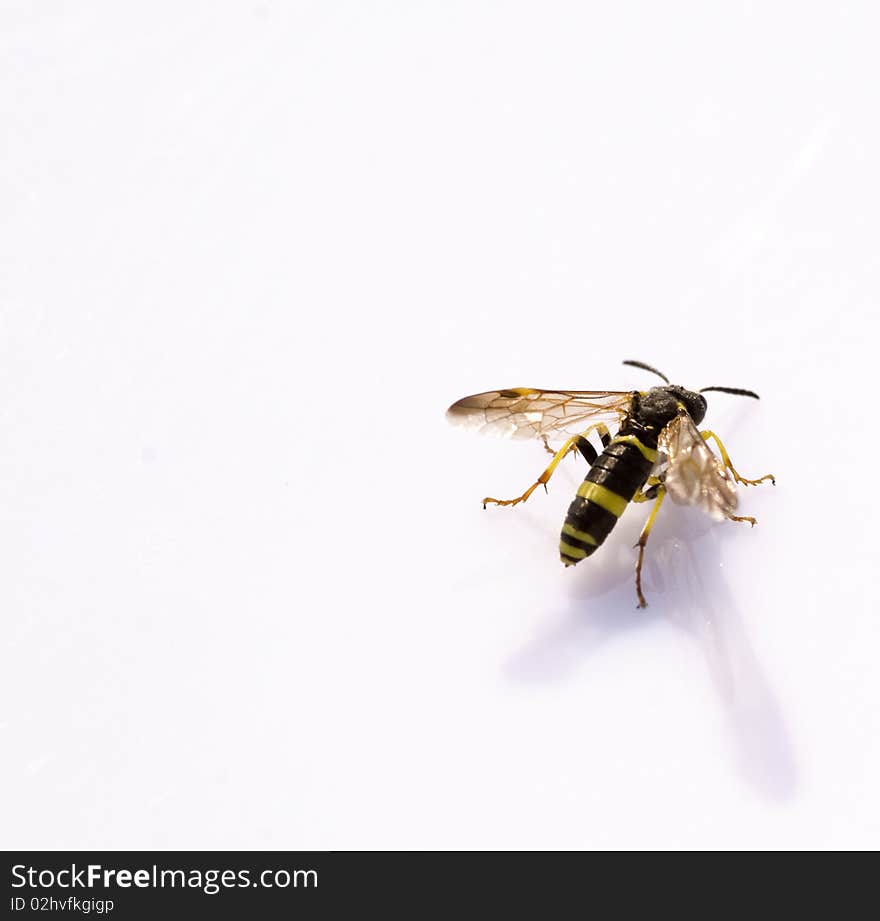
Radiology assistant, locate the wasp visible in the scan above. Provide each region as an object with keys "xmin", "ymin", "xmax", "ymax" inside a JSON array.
[{"xmin": 446, "ymin": 360, "xmax": 775, "ymax": 607}]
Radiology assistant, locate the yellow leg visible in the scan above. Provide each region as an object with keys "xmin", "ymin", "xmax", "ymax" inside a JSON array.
[
  {"xmin": 484, "ymin": 424, "xmax": 609, "ymax": 509},
  {"xmin": 700, "ymin": 430, "xmax": 775, "ymax": 486},
  {"xmin": 632, "ymin": 476, "xmax": 662, "ymax": 503},
  {"xmin": 728, "ymin": 514, "xmax": 756, "ymax": 527},
  {"xmin": 541, "ymin": 424, "xmax": 610, "ymax": 458},
  {"xmin": 541, "ymin": 434, "xmax": 571, "ymax": 458},
  {"xmin": 634, "ymin": 486, "xmax": 666, "ymax": 608}
]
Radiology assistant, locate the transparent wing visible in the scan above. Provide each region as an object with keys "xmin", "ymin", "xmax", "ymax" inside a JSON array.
[
  {"xmin": 655, "ymin": 411, "xmax": 737, "ymax": 521},
  {"xmin": 446, "ymin": 388, "xmax": 632, "ymax": 441}
]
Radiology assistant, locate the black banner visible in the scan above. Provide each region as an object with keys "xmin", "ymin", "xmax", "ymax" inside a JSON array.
[{"xmin": 5, "ymin": 852, "xmax": 578, "ymax": 918}]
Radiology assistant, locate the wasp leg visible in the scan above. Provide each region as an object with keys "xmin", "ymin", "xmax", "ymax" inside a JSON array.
[
  {"xmin": 484, "ymin": 424, "xmax": 609, "ymax": 509},
  {"xmin": 700, "ymin": 430, "xmax": 775, "ymax": 486},
  {"xmin": 634, "ymin": 486, "xmax": 667, "ymax": 608},
  {"xmin": 541, "ymin": 424, "xmax": 610, "ymax": 460},
  {"xmin": 541, "ymin": 434, "xmax": 582, "ymax": 459},
  {"xmin": 632, "ymin": 477, "xmax": 662, "ymax": 503},
  {"xmin": 728, "ymin": 514, "xmax": 757, "ymax": 527}
]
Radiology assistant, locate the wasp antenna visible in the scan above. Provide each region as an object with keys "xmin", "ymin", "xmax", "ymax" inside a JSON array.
[
  {"xmin": 622, "ymin": 360, "xmax": 669, "ymax": 384},
  {"xmin": 700, "ymin": 386, "xmax": 760, "ymax": 399}
]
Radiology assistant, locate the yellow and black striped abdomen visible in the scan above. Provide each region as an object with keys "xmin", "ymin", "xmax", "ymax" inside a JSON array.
[{"xmin": 560, "ymin": 434, "xmax": 658, "ymax": 566}]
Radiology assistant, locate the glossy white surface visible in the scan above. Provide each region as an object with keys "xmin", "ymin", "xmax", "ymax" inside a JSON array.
[{"xmin": 2, "ymin": 2, "xmax": 878, "ymax": 849}]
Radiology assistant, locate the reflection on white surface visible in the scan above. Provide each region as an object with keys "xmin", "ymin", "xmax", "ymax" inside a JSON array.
[{"xmin": 505, "ymin": 516, "xmax": 797, "ymax": 801}]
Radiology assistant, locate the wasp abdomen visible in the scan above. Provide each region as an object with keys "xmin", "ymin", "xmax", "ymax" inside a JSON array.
[{"xmin": 559, "ymin": 435, "xmax": 657, "ymax": 566}]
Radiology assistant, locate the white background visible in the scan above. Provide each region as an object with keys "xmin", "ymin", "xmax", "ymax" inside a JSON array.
[{"xmin": 2, "ymin": 1, "xmax": 878, "ymax": 850}]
